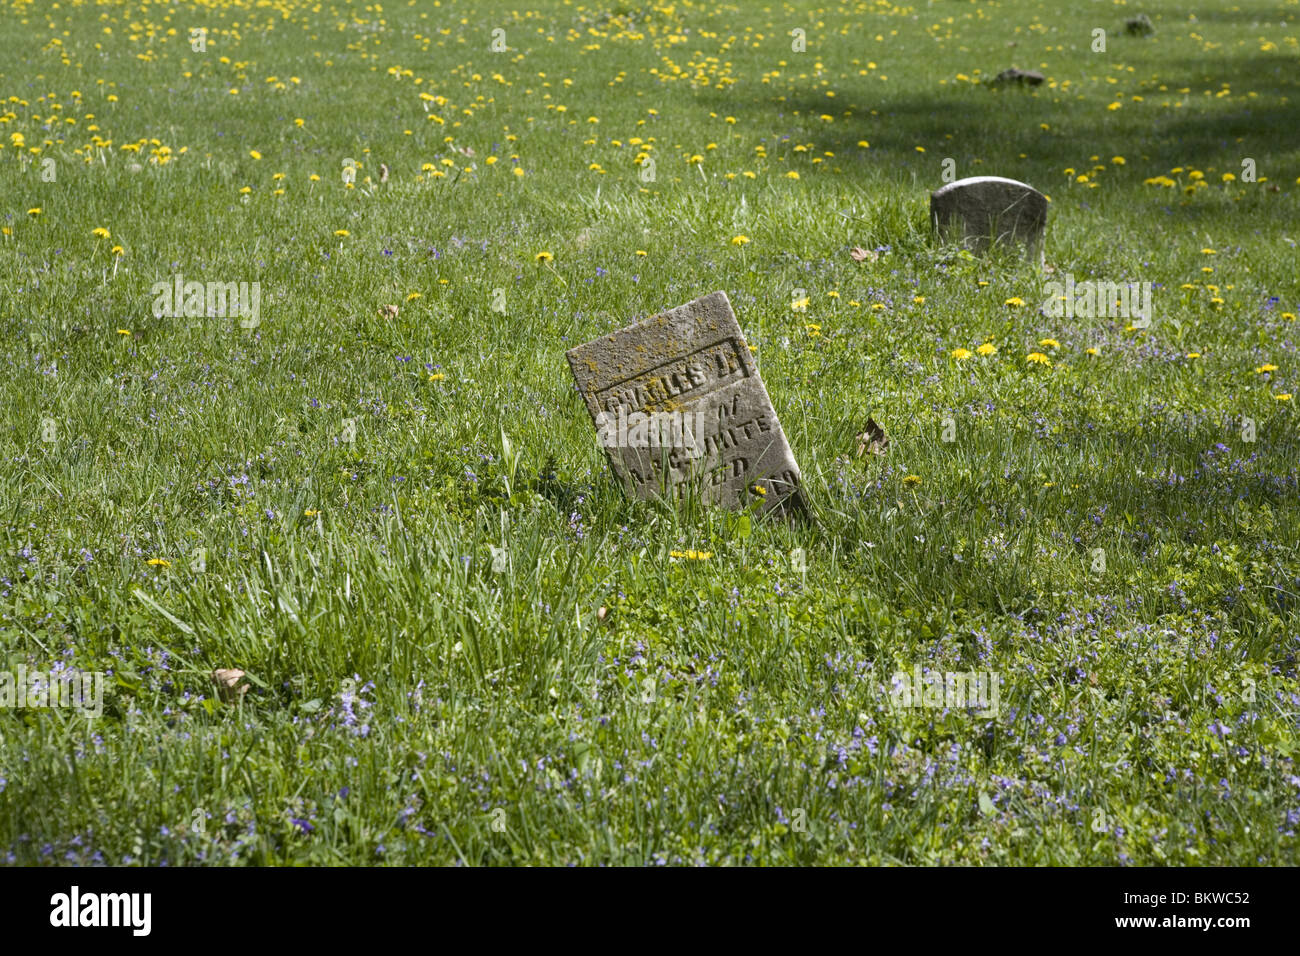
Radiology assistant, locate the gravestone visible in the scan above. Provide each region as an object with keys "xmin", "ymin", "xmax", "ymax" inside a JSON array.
[
  {"xmin": 565, "ymin": 291, "xmax": 803, "ymax": 515},
  {"xmin": 930, "ymin": 176, "xmax": 1047, "ymax": 266},
  {"xmin": 988, "ymin": 68, "xmax": 1044, "ymax": 87}
]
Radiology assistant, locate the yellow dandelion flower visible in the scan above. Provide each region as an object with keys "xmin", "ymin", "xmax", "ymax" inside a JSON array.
[
  {"xmin": 1005, "ymin": 297, "xmax": 1025, "ymax": 307},
  {"xmin": 903, "ymin": 475, "xmax": 922, "ymax": 485},
  {"xmin": 730, "ymin": 235, "xmax": 749, "ymax": 246},
  {"xmin": 334, "ymin": 229, "xmax": 350, "ymax": 237},
  {"xmin": 1039, "ymin": 338, "xmax": 1060, "ymax": 349},
  {"xmin": 977, "ymin": 342, "xmax": 997, "ymax": 356},
  {"xmin": 1256, "ymin": 364, "xmax": 1277, "ymax": 374},
  {"xmin": 535, "ymin": 251, "xmax": 553, "ymax": 262},
  {"xmin": 249, "ymin": 150, "xmax": 262, "ymax": 160},
  {"xmin": 951, "ymin": 348, "xmax": 973, "ymax": 360},
  {"xmin": 91, "ymin": 227, "xmax": 111, "ymax": 239},
  {"xmin": 1026, "ymin": 352, "xmax": 1051, "ymax": 366}
]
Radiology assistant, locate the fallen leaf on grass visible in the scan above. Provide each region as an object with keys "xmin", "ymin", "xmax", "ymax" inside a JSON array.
[
  {"xmin": 857, "ymin": 418, "xmax": 889, "ymax": 457},
  {"xmin": 212, "ymin": 668, "xmax": 249, "ymax": 703}
]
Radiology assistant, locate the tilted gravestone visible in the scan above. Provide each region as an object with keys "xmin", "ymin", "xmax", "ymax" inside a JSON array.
[
  {"xmin": 565, "ymin": 291, "xmax": 803, "ymax": 515},
  {"xmin": 930, "ymin": 176, "xmax": 1046, "ymax": 266}
]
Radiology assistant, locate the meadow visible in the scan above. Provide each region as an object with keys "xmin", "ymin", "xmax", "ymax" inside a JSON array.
[{"xmin": 0, "ymin": 0, "xmax": 1297, "ymax": 865}]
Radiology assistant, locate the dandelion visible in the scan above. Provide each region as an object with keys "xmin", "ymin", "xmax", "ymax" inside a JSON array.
[
  {"xmin": 635, "ymin": 250, "xmax": 648, "ymax": 256},
  {"xmin": 1086, "ymin": 347, "xmax": 1099, "ymax": 356},
  {"xmin": 670, "ymin": 550, "xmax": 713, "ymax": 560},
  {"xmin": 1186, "ymin": 352, "xmax": 1200, "ymax": 359},
  {"xmin": 913, "ymin": 296, "xmax": 925, "ymax": 304},
  {"xmin": 27, "ymin": 207, "xmax": 40, "ymax": 216},
  {"xmin": 406, "ymin": 292, "xmax": 421, "ymax": 302},
  {"xmin": 1222, "ymin": 172, "xmax": 1236, "ymax": 183},
  {"xmin": 1026, "ymin": 352, "xmax": 1051, "ymax": 366},
  {"xmin": 951, "ymin": 348, "xmax": 973, "ymax": 360},
  {"xmin": 1202, "ymin": 248, "xmax": 1216, "ymax": 255},
  {"xmin": 91, "ymin": 227, "xmax": 110, "ymax": 239},
  {"xmin": 1277, "ymin": 394, "xmax": 1293, "ymax": 402},
  {"xmin": 304, "ymin": 509, "xmax": 319, "ymax": 517},
  {"xmin": 1282, "ymin": 313, "xmax": 1297, "ymax": 322},
  {"xmin": 111, "ymin": 245, "xmax": 123, "ymax": 256},
  {"xmin": 1039, "ymin": 338, "xmax": 1060, "ymax": 348},
  {"xmin": 535, "ymin": 251, "xmax": 553, "ymax": 262},
  {"xmin": 730, "ymin": 235, "xmax": 749, "ymax": 246},
  {"xmin": 334, "ymin": 229, "xmax": 350, "ymax": 237},
  {"xmin": 249, "ymin": 150, "xmax": 262, "ymax": 160},
  {"xmin": 428, "ymin": 372, "xmax": 446, "ymax": 382},
  {"xmin": 786, "ymin": 171, "xmax": 799, "ymax": 179},
  {"xmin": 116, "ymin": 329, "xmax": 131, "ymax": 336},
  {"xmin": 805, "ymin": 323, "xmax": 821, "ymax": 337},
  {"xmin": 977, "ymin": 342, "xmax": 997, "ymax": 356},
  {"xmin": 903, "ymin": 475, "xmax": 922, "ymax": 486},
  {"xmin": 1256, "ymin": 364, "xmax": 1277, "ymax": 374},
  {"xmin": 1005, "ymin": 297, "xmax": 1025, "ymax": 308},
  {"xmin": 147, "ymin": 558, "xmax": 171, "ymax": 567}
]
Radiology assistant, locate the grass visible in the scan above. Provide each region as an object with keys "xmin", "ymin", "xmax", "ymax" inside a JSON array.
[{"xmin": 0, "ymin": 0, "xmax": 1297, "ymax": 865}]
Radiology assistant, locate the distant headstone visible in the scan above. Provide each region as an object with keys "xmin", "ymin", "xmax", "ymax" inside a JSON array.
[
  {"xmin": 1125, "ymin": 14, "xmax": 1155, "ymax": 36},
  {"xmin": 988, "ymin": 68, "xmax": 1044, "ymax": 87},
  {"xmin": 930, "ymin": 175, "xmax": 1047, "ymax": 266},
  {"xmin": 566, "ymin": 291, "xmax": 803, "ymax": 515}
]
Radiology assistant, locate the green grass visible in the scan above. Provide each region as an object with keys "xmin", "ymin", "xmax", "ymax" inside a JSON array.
[{"xmin": 0, "ymin": 0, "xmax": 1298, "ymax": 865}]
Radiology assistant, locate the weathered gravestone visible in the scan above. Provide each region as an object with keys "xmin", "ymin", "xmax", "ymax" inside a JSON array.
[
  {"xmin": 930, "ymin": 176, "xmax": 1047, "ymax": 266},
  {"xmin": 565, "ymin": 291, "xmax": 803, "ymax": 515}
]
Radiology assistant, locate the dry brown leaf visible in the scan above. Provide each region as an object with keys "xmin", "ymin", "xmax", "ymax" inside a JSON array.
[
  {"xmin": 856, "ymin": 417, "xmax": 889, "ymax": 457},
  {"xmin": 378, "ymin": 163, "xmax": 389, "ymax": 183},
  {"xmin": 850, "ymin": 246, "xmax": 878, "ymax": 262},
  {"xmin": 379, "ymin": 304, "xmax": 399, "ymax": 318},
  {"xmin": 212, "ymin": 668, "xmax": 248, "ymax": 703}
]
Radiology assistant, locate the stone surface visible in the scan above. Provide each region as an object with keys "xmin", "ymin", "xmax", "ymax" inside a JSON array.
[
  {"xmin": 565, "ymin": 291, "xmax": 803, "ymax": 515},
  {"xmin": 989, "ymin": 68, "xmax": 1044, "ymax": 86},
  {"xmin": 1126, "ymin": 14, "xmax": 1154, "ymax": 36},
  {"xmin": 930, "ymin": 175, "xmax": 1047, "ymax": 265}
]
